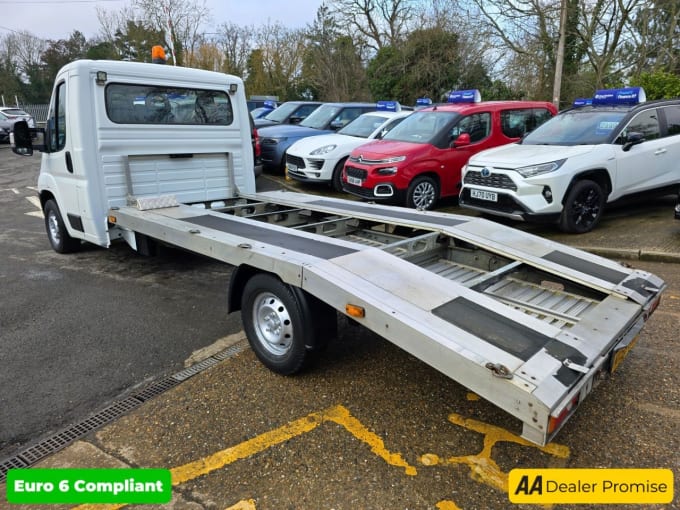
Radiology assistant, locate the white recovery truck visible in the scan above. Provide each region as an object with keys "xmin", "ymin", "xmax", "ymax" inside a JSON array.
[{"xmin": 11, "ymin": 60, "xmax": 665, "ymax": 446}]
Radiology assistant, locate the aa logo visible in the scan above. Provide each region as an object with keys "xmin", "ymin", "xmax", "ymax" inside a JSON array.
[
  {"xmin": 513, "ymin": 474, "xmax": 543, "ymax": 495},
  {"xmin": 509, "ymin": 469, "xmax": 674, "ymax": 504}
]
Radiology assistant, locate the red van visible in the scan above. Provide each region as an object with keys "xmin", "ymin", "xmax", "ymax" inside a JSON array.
[{"xmin": 342, "ymin": 92, "xmax": 556, "ymax": 209}]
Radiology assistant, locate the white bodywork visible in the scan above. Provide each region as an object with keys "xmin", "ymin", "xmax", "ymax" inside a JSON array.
[{"xmin": 286, "ymin": 111, "xmax": 411, "ymax": 183}]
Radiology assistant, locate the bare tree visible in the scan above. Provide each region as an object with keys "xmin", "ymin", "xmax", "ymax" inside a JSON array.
[
  {"xmin": 329, "ymin": 0, "xmax": 417, "ymax": 52},
  {"xmin": 131, "ymin": 0, "xmax": 211, "ymax": 65},
  {"xmin": 574, "ymin": 0, "xmax": 642, "ymax": 86},
  {"xmin": 244, "ymin": 22, "xmax": 307, "ymax": 98},
  {"xmin": 212, "ymin": 22, "xmax": 256, "ymax": 76}
]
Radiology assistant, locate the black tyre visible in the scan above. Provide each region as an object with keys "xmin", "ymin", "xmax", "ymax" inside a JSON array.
[
  {"xmin": 241, "ymin": 273, "xmax": 317, "ymax": 375},
  {"xmin": 406, "ymin": 176, "xmax": 438, "ymax": 210},
  {"xmin": 331, "ymin": 157, "xmax": 348, "ymax": 192},
  {"xmin": 44, "ymin": 199, "xmax": 80, "ymax": 253},
  {"xmin": 559, "ymin": 180, "xmax": 605, "ymax": 233}
]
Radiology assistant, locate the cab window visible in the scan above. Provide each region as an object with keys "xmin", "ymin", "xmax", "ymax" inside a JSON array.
[{"xmin": 105, "ymin": 83, "xmax": 233, "ymax": 125}]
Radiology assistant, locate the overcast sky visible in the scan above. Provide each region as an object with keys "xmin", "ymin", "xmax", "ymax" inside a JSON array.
[{"xmin": 0, "ymin": 0, "xmax": 324, "ymax": 40}]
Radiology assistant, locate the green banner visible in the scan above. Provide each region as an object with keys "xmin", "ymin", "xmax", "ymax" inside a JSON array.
[{"xmin": 6, "ymin": 468, "xmax": 172, "ymax": 504}]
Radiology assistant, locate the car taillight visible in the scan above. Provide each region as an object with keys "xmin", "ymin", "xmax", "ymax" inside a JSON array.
[{"xmin": 253, "ymin": 128, "xmax": 261, "ymax": 157}]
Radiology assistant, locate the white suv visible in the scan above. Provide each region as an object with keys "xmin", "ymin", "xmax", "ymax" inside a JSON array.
[{"xmin": 459, "ymin": 88, "xmax": 680, "ymax": 233}]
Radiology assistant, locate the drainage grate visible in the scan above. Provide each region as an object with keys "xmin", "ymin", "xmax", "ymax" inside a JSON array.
[{"xmin": 0, "ymin": 339, "xmax": 250, "ymax": 482}]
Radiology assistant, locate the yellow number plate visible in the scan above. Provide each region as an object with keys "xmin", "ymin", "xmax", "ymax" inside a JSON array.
[{"xmin": 610, "ymin": 334, "xmax": 639, "ymax": 373}]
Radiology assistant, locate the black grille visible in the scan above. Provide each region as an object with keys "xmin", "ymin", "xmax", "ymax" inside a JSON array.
[
  {"xmin": 286, "ymin": 154, "xmax": 305, "ymax": 169},
  {"xmin": 345, "ymin": 166, "xmax": 368, "ymax": 179},
  {"xmin": 308, "ymin": 159, "xmax": 324, "ymax": 170},
  {"xmin": 464, "ymin": 170, "xmax": 517, "ymax": 191},
  {"xmin": 343, "ymin": 183, "xmax": 376, "ymax": 198}
]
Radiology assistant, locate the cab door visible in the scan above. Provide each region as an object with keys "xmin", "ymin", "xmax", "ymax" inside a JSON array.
[{"xmin": 39, "ymin": 78, "xmax": 82, "ymax": 236}]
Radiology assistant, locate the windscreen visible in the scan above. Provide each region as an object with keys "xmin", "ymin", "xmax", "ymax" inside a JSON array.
[
  {"xmin": 300, "ymin": 104, "xmax": 342, "ymax": 129},
  {"xmin": 338, "ymin": 114, "xmax": 387, "ymax": 138},
  {"xmin": 522, "ymin": 108, "xmax": 628, "ymax": 145},
  {"xmin": 263, "ymin": 102, "xmax": 300, "ymax": 123},
  {"xmin": 383, "ymin": 111, "xmax": 459, "ymax": 144}
]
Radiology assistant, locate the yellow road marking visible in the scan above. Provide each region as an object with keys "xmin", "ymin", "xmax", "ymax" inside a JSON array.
[
  {"xmin": 72, "ymin": 406, "xmax": 568, "ymax": 510},
  {"xmin": 71, "ymin": 404, "xmax": 415, "ymax": 510},
  {"xmin": 226, "ymin": 499, "xmax": 257, "ymax": 509},
  {"xmin": 420, "ymin": 412, "xmax": 569, "ymax": 494}
]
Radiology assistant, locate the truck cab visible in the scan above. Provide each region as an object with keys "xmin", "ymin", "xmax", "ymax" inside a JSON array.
[{"xmin": 12, "ymin": 60, "xmax": 254, "ymax": 252}]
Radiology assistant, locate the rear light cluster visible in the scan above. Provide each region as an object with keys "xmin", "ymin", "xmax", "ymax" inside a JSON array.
[
  {"xmin": 548, "ymin": 394, "xmax": 580, "ymax": 434},
  {"xmin": 252, "ymin": 127, "xmax": 261, "ymax": 157}
]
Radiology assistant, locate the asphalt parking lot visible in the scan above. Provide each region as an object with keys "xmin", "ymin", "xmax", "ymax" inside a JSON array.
[{"xmin": 1, "ymin": 147, "xmax": 679, "ymax": 509}]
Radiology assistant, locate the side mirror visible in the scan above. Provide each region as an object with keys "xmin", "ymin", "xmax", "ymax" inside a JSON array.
[
  {"xmin": 330, "ymin": 121, "xmax": 344, "ymax": 131},
  {"xmin": 622, "ymin": 131, "xmax": 644, "ymax": 152},
  {"xmin": 10, "ymin": 120, "xmax": 34, "ymax": 156},
  {"xmin": 452, "ymin": 132, "xmax": 471, "ymax": 148},
  {"xmin": 288, "ymin": 116, "xmax": 302, "ymax": 125}
]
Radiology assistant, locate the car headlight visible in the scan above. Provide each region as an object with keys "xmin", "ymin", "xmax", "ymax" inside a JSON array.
[
  {"xmin": 310, "ymin": 144, "xmax": 337, "ymax": 156},
  {"xmin": 381, "ymin": 155, "xmax": 406, "ymax": 164},
  {"xmin": 515, "ymin": 159, "xmax": 566, "ymax": 178},
  {"xmin": 261, "ymin": 137, "xmax": 287, "ymax": 145},
  {"xmin": 376, "ymin": 166, "xmax": 398, "ymax": 175}
]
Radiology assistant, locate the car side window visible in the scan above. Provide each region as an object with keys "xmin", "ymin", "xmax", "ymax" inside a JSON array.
[
  {"xmin": 662, "ymin": 105, "xmax": 680, "ymax": 136},
  {"xmin": 500, "ymin": 108, "xmax": 553, "ymax": 138},
  {"xmin": 621, "ymin": 109, "xmax": 661, "ymax": 141},
  {"xmin": 295, "ymin": 105, "xmax": 318, "ymax": 118},
  {"xmin": 452, "ymin": 113, "xmax": 491, "ymax": 143}
]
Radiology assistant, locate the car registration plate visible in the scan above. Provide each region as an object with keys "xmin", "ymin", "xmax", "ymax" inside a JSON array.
[
  {"xmin": 470, "ymin": 188, "xmax": 498, "ymax": 202},
  {"xmin": 347, "ymin": 176, "xmax": 363, "ymax": 186},
  {"xmin": 610, "ymin": 334, "xmax": 639, "ymax": 373}
]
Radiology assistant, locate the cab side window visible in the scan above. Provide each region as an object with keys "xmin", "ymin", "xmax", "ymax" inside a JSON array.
[
  {"xmin": 622, "ymin": 109, "xmax": 661, "ymax": 141},
  {"xmin": 47, "ymin": 81, "xmax": 67, "ymax": 152}
]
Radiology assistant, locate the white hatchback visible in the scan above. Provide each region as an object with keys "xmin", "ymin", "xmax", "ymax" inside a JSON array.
[{"xmin": 285, "ymin": 109, "xmax": 411, "ymax": 191}]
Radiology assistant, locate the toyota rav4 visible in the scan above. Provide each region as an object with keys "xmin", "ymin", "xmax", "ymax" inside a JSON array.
[{"xmin": 459, "ymin": 87, "xmax": 680, "ymax": 233}]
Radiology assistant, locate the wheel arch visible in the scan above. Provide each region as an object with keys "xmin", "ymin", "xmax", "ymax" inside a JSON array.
[
  {"xmin": 231, "ymin": 266, "xmax": 336, "ymax": 355},
  {"xmin": 561, "ymin": 169, "xmax": 612, "ymax": 206}
]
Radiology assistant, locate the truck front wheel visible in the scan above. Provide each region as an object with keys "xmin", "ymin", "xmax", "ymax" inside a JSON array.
[
  {"xmin": 44, "ymin": 199, "xmax": 80, "ymax": 253},
  {"xmin": 241, "ymin": 273, "xmax": 317, "ymax": 375}
]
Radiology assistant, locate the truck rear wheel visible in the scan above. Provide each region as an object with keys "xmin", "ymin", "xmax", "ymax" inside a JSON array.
[
  {"xmin": 44, "ymin": 199, "xmax": 80, "ymax": 253},
  {"xmin": 241, "ymin": 273, "xmax": 317, "ymax": 375}
]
